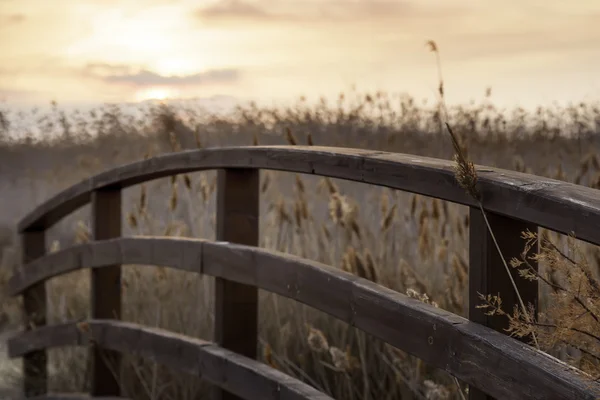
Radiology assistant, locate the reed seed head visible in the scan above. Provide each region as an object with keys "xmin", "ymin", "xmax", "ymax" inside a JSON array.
[{"xmin": 306, "ymin": 325, "xmax": 329, "ymax": 353}]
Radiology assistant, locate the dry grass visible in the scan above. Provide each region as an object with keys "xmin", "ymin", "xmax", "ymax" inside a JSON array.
[{"xmin": 0, "ymin": 84, "xmax": 600, "ymax": 399}]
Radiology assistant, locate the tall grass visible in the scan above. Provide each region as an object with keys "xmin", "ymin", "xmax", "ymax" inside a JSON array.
[{"xmin": 0, "ymin": 87, "xmax": 600, "ymax": 399}]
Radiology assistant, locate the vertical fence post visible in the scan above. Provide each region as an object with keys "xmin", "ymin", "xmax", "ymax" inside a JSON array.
[
  {"xmin": 468, "ymin": 208, "xmax": 538, "ymax": 400},
  {"xmin": 213, "ymin": 168, "xmax": 259, "ymax": 400},
  {"xmin": 90, "ymin": 188, "xmax": 122, "ymax": 396},
  {"xmin": 21, "ymin": 229, "xmax": 46, "ymax": 396}
]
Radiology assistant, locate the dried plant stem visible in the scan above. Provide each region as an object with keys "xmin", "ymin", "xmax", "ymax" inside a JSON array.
[
  {"xmin": 518, "ymin": 255, "xmax": 600, "ymax": 324},
  {"xmin": 541, "ymin": 236, "xmax": 600, "ymax": 293},
  {"xmin": 477, "ymin": 202, "xmax": 540, "ymax": 349},
  {"xmin": 426, "ymin": 39, "xmax": 541, "ymax": 350},
  {"xmin": 453, "ymin": 377, "xmax": 467, "ymax": 400}
]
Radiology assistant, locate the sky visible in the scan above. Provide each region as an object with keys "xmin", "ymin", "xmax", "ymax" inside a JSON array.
[{"xmin": 1, "ymin": 0, "xmax": 600, "ymax": 111}]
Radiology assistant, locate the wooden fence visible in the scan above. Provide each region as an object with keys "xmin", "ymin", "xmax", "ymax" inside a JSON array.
[{"xmin": 7, "ymin": 145, "xmax": 600, "ymax": 400}]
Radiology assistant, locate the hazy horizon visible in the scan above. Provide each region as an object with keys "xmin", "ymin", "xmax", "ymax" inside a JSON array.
[{"xmin": 1, "ymin": 0, "xmax": 600, "ymax": 111}]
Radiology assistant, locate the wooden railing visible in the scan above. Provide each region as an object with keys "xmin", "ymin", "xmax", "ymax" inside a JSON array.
[{"xmin": 7, "ymin": 146, "xmax": 600, "ymax": 400}]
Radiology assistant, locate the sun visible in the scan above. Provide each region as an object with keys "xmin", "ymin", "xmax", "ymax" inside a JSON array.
[{"xmin": 134, "ymin": 87, "xmax": 177, "ymax": 102}]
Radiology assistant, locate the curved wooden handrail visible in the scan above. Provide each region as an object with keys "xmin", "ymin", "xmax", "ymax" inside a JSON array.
[
  {"xmin": 16, "ymin": 146, "xmax": 600, "ymax": 245},
  {"xmin": 8, "ymin": 320, "xmax": 332, "ymax": 400},
  {"xmin": 8, "ymin": 237, "xmax": 206, "ymax": 296},
  {"xmin": 9, "ymin": 237, "xmax": 600, "ymax": 400}
]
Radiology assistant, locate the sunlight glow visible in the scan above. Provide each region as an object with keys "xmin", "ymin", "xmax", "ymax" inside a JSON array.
[
  {"xmin": 65, "ymin": 6, "xmax": 185, "ymax": 61},
  {"xmin": 134, "ymin": 87, "xmax": 176, "ymax": 102},
  {"xmin": 2, "ymin": 0, "xmax": 599, "ymax": 108}
]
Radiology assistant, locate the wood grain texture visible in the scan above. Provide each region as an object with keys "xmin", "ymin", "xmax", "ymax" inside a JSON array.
[
  {"xmin": 90, "ymin": 189, "xmax": 122, "ymax": 396},
  {"xmin": 21, "ymin": 230, "xmax": 47, "ymax": 397},
  {"xmin": 16, "ymin": 146, "xmax": 600, "ymax": 246},
  {"xmin": 9, "ymin": 237, "xmax": 599, "ymax": 399},
  {"xmin": 469, "ymin": 209, "xmax": 539, "ymax": 400},
  {"xmin": 7, "ymin": 320, "xmax": 333, "ymax": 400},
  {"xmin": 213, "ymin": 168, "xmax": 259, "ymax": 400}
]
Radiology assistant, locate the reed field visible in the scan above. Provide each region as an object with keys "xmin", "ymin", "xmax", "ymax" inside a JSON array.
[{"xmin": 1, "ymin": 86, "xmax": 600, "ymax": 399}]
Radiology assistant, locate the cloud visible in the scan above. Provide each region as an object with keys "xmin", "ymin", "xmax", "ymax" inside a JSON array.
[
  {"xmin": 104, "ymin": 69, "xmax": 240, "ymax": 86},
  {"xmin": 0, "ymin": 13, "xmax": 25, "ymax": 26},
  {"xmin": 197, "ymin": 0, "xmax": 270, "ymax": 19},
  {"xmin": 194, "ymin": 0, "xmax": 307, "ymax": 23},
  {"xmin": 194, "ymin": 0, "xmax": 464, "ymax": 24},
  {"xmin": 82, "ymin": 63, "xmax": 241, "ymax": 87},
  {"xmin": 84, "ymin": 63, "xmax": 135, "ymax": 77}
]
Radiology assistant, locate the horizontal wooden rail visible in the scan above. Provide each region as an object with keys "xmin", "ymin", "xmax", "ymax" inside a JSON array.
[
  {"xmin": 8, "ymin": 320, "xmax": 332, "ymax": 400},
  {"xmin": 16, "ymin": 146, "xmax": 600, "ymax": 246},
  {"xmin": 8, "ymin": 237, "xmax": 204, "ymax": 296},
  {"xmin": 8, "ymin": 237, "xmax": 600, "ymax": 400}
]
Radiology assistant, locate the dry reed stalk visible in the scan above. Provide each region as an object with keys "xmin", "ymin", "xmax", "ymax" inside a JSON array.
[{"xmin": 427, "ymin": 39, "xmax": 540, "ymax": 350}]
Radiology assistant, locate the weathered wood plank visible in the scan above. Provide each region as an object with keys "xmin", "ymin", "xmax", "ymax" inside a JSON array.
[
  {"xmin": 91, "ymin": 189, "xmax": 122, "ymax": 396},
  {"xmin": 213, "ymin": 168, "xmax": 259, "ymax": 400},
  {"xmin": 9, "ymin": 237, "xmax": 599, "ymax": 399},
  {"xmin": 16, "ymin": 146, "xmax": 600, "ymax": 247},
  {"xmin": 8, "ymin": 237, "xmax": 206, "ymax": 296},
  {"xmin": 21, "ymin": 229, "xmax": 47, "ymax": 397},
  {"xmin": 8, "ymin": 320, "xmax": 333, "ymax": 400},
  {"xmin": 469, "ymin": 209, "xmax": 539, "ymax": 400}
]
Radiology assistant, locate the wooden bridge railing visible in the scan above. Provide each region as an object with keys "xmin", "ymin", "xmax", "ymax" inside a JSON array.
[{"xmin": 8, "ymin": 146, "xmax": 600, "ymax": 400}]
